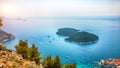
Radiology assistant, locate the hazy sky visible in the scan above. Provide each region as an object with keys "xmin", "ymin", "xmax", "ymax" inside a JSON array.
[{"xmin": 0, "ymin": 0, "xmax": 120, "ymax": 17}]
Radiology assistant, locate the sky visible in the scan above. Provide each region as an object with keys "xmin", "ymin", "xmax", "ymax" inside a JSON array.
[{"xmin": 0, "ymin": 0, "xmax": 120, "ymax": 17}]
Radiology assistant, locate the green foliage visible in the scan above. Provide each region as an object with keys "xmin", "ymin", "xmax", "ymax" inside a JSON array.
[
  {"xmin": 43, "ymin": 55, "xmax": 62, "ymax": 68},
  {"xmin": 64, "ymin": 63, "xmax": 76, "ymax": 68},
  {"xmin": 28, "ymin": 44, "xmax": 41, "ymax": 64},
  {"xmin": 14, "ymin": 40, "xmax": 76, "ymax": 67},
  {"xmin": 15, "ymin": 40, "xmax": 41, "ymax": 64},
  {"xmin": 57, "ymin": 28, "xmax": 78, "ymax": 36},
  {"xmin": 43, "ymin": 55, "xmax": 53, "ymax": 68},
  {"xmin": 57, "ymin": 28, "xmax": 98, "ymax": 44},
  {"xmin": 53, "ymin": 56, "xmax": 61, "ymax": 68},
  {"xmin": 15, "ymin": 40, "xmax": 28, "ymax": 58}
]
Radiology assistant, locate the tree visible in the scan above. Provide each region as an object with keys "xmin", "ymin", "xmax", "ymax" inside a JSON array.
[
  {"xmin": 43, "ymin": 55, "xmax": 62, "ymax": 68},
  {"xmin": 53, "ymin": 56, "xmax": 61, "ymax": 68},
  {"xmin": 65, "ymin": 63, "xmax": 76, "ymax": 68},
  {"xmin": 0, "ymin": 18, "xmax": 3, "ymax": 27},
  {"xmin": 15, "ymin": 40, "xmax": 41, "ymax": 64},
  {"xmin": 43, "ymin": 55, "xmax": 54, "ymax": 68},
  {"xmin": 28, "ymin": 44, "xmax": 41, "ymax": 64},
  {"xmin": 15, "ymin": 40, "xmax": 29, "ymax": 58}
]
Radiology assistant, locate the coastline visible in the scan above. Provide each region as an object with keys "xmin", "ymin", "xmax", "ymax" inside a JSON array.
[
  {"xmin": 0, "ymin": 29, "xmax": 15, "ymax": 43},
  {"xmin": 65, "ymin": 39, "xmax": 98, "ymax": 45}
]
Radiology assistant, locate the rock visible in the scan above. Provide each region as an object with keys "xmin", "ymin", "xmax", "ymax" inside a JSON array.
[{"xmin": 0, "ymin": 30, "xmax": 15, "ymax": 43}]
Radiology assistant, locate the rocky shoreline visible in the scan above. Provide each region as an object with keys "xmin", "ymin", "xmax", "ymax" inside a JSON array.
[{"xmin": 0, "ymin": 30, "xmax": 15, "ymax": 43}]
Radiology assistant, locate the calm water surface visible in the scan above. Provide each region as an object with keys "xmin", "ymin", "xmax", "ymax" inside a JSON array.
[{"xmin": 2, "ymin": 18, "xmax": 120, "ymax": 68}]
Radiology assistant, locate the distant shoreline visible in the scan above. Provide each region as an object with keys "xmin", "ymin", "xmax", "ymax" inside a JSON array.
[{"xmin": 0, "ymin": 29, "xmax": 15, "ymax": 43}]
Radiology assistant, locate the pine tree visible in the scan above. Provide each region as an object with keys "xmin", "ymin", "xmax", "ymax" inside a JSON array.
[
  {"xmin": 53, "ymin": 56, "xmax": 61, "ymax": 68},
  {"xmin": 28, "ymin": 44, "xmax": 41, "ymax": 64},
  {"xmin": 43, "ymin": 55, "xmax": 54, "ymax": 68},
  {"xmin": 65, "ymin": 63, "xmax": 76, "ymax": 68},
  {"xmin": 15, "ymin": 40, "xmax": 41, "ymax": 64},
  {"xmin": 15, "ymin": 40, "xmax": 29, "ymax": 58},
  {"xmin": 43, "ymin": 55, "xmax": 62, "ymax": 68}
]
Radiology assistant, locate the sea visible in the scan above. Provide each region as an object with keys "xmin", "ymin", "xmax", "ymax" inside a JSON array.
[{"xmin": 1, "ymin": 17, "xmax": 120, "ymax": 68}]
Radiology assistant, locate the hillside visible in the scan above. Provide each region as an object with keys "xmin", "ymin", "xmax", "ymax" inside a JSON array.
[{"xmin": 0, "ymin": 50, "xmax": 41, "ymax": 68}]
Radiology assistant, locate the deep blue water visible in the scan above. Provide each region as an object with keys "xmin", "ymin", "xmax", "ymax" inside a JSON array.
[{"xmin": 2, "ymin": 17, "xmax": 120, "ymax": 68}]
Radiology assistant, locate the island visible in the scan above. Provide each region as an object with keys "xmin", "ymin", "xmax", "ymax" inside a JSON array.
[
  {"xmin": 0, "ymin": 30, "xmax": 15, "ymax": 43},
  {"xmin": 56, "ymin": 28, "xmax": 98, "ymax": 44}
]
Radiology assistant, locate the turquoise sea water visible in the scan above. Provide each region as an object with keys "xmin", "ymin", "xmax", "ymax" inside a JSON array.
[{"xmin": 2, "ymin": 17, "xmax": 120, "ymax": 68}]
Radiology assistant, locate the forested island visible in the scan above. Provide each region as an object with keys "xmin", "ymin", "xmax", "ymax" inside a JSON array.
[{"xmin": 56, "ymin": 28, "xmax": 99, "ymax": 44}]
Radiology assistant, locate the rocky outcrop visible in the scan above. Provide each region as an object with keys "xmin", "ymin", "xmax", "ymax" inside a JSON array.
[{"xmin": 0, "ymin": 30, "xmax": 15, "ymax": 43}]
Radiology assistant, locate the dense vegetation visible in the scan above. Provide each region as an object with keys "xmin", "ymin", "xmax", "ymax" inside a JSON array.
[
  {"xmin": 65, "ymin": 63, "xmax": 76, "ymax": 68},
  {"xmin": 56, "ymin": 28, "xmax": 98, "ymax": 44},
  {"xmin": 65, "ymin": 31, "xmax": 98, "ymax": 43},
  {"xmin": 15, "ymin": 40, "xmax": 76, "ymax": 68},
  {"xmin": 15, "ymin": 40, "xmax": 41, "ymax": 64},
  {"xmin": 56, "ymin": 28, "xmax": 79, "ymax": 36},
  {"xmin": 43, "ymin": 55, "xmax": 61, "ymax": 68},
  {"xmin": 43, "ymin": 55, "xmax": 76, "ymax": 68}
]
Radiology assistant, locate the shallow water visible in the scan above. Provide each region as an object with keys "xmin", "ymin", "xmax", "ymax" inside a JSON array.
[{"xmin": 2, "ymin": 17, "xmax": 120, "ymax": 68}]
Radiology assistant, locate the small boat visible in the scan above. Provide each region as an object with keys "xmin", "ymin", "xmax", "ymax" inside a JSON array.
[{"xmin": 65, "ymin": 56, "xmax": 69, "ymax": 59}]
